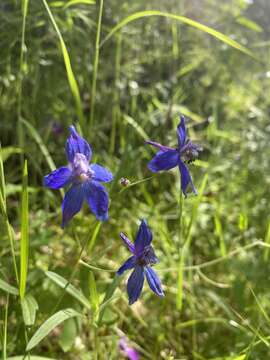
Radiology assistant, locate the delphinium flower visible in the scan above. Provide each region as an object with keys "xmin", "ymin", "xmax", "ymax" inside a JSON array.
[
  {"xmin": 117, "ymin": 219, "xmax": 164, "ymax": 305},
  {"xmin": 146, "ymin": 115, "xmax": 202, "ymax": 196},
  {"xmin": 44, "ymin": 125, "xmax": 113, "ymax": 227},
  {"xmin": 119, "ymin": 337, "xmax": 140, "ymax": 360}
]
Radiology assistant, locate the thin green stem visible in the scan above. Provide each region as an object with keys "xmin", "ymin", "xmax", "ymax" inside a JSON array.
[
  {"xmin": 2, "ymin": 295, "xmax": 9, "ymax": 360},
  {"xmin": 89, "ymin": 0, "xmax": 104, "ymax": 128}
]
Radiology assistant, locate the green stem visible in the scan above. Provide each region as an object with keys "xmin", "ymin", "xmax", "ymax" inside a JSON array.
[
  {"xmin": 2, "ymin": 295, "xmax": 9, "ymax": 360},
  {"xmin": 89, "ymin": 0, "xmax": 104, "ymax": 129}
]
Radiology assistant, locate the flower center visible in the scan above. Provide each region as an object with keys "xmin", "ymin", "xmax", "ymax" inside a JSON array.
[
  {"xmin": 72, "ymin": 153, "xmax": 94, "ymax": 183},
  {"xmin": 180, "ymin": 140, "xmax": 202, "ymax": 163},
  {"xmin": 137, "ymin": 246, "xmax": 158, "ymax": 267}
]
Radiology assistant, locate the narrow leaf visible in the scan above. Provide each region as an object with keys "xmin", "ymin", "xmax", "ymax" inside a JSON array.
[
  {"xmin": 21, "ymin": 294, "xmax": 39, "ymax": 326},
  {"xmin": 100, "ymin": 10, "xmax": 255, "ymax": 59},
  {"xmin": 20, "ymin": 160, "xmax": 29, "ymax": 299},
  {"xmin": 26, "ymin": 308, "xmax": 81, "ymax": 351},
  {"xmin": 20, "ymin": 118, "xmax": 56, "ymax": 172},
  {"xmin": 45, "ymin": 271, "xmax": 91, "ymax": 309},
  {"xmin": 89, "ymin": 271, "xmax": 99, "ymax": 315},
  {"xmin": 42, "ymin": 0, "xmax": 84, "ymax": 129},
  {"xmin": 0, "ymin": 278, "xmax": 19, "ymax": 296},
  {"xmin": 63, "ymin": 0, "xmax": 95, "ymax": 8}
]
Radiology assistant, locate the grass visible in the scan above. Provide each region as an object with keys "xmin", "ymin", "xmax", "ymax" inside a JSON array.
[{"xmin": 0, "ymin": 0, "xmax": 270, "ymax": 359}]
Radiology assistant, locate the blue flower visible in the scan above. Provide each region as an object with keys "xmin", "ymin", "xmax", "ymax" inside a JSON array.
[
  {"xmin": 146, "ymin": 115, "xmax": 202, "ymax": 196},
  {"xmin": 117, "ymin": 219, "xmax": 164, "ymax": 305},
  {"xmin": 44, "ymin": 125, "xmax": 113, "ymax": 227}
]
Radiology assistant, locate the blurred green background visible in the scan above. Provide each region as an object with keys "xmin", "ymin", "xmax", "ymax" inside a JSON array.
[{"xmin": 0, "ymin": 0, "xmax": 270, "ymax": 359}]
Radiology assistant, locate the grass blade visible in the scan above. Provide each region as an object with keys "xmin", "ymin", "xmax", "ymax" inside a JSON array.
[
  {"xmin": 89, "ymin": 0, "xmax": 104, "ymax": 127},
  {"xmin": 100, "ymin": 10, "xmax": 255, "ymax": 59},
  {"xmin": 20, "ymin": 160, "xmax": 29, "ymax": 299},
  {"xmin": 20, "ymin": 119, "xmax": 56, "ymax": 172},
  {"xmin": 26, "ymin": 308, "xmax": 81, "ymax": 351},
  {"xmin": 42, "ymin": 0, "xmax": 84, "ymax": 129},
  {"xmin": 45, "ymin": 271, "xmax": 91, "ymax": 309}
]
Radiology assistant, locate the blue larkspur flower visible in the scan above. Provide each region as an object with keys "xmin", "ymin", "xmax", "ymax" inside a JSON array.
[
  {"xmin": 117, "ymin": 219, "xmax": 164, "ymax": 305},
  {"xmin": 44, "ymin": 125, "xmax": 113, "ymax": 227},
  {"xmin": 146, "ymin": 115, "xmax": 202, "ymax": 196}
]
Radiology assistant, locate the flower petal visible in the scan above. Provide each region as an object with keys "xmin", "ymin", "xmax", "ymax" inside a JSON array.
[
  {"xmin": 65, "ymin": 125, "xmax": 92, "ymax": 162},
  {"xmin": 146, "ymin": 140, "xmax": 174, "ymax": 152},
  {"xmin": 85, "ymin": 180, "xmax": 109, "ymax": 221},
  {"xmin": 120, "ymin": 232, "xmax": 135, "ymax": 253},
  {"xmin": 127, "ymin": 266, "xmax": 144, "ymax": 305},
  {"xmin": 177, "ymin": 115, "xmax": 187, "ymax": 149},
  {"xmin": 62, "ymin": 184, "xmax": 85, "ymax": 227},
  {"xmin": 119, "ymin": 338, "xmax": 139, "ymax": 360},
  {"xmin": 43, "ymin": 166, "xmax": 72, "ymax": 189},
  {"xmin": 145, "ymin": 266, "xmax": 164, "ymax": 297},
  {"xmin": 178, "ymin": 160, "xmax": 197, "ymax": 196},
  {"xmin": 134, "ymin": 219, "xmax": 152, "ymax": 254},
  {"xmin": 147, "ymin": 149, "xmax": 179, "ymax": 172},
  {"xmin": 117, "ymin": 256, "xmax": 136, "ymax": 275},
  {"xmin": 90, "ymin": 163, "xmax": 113, "ymax": 183}
]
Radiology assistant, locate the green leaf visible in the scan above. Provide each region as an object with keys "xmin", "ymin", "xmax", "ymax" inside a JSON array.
[
  {"xmin": 20, "ymin": 118, "xmax": 56, "ymax": 173},
  {"xmin": 42, "ymin": 0, "xmax": 85, "ymax": 129},
  {"xmin": 20, "ymin": 160, "xmax": 29, "ymax": 299},
  {"xmin": 26, "ymin": 308, "xmax": 81, "ymax": 351},
  {"xmin": 21, "ymin": 294, "xmax": 39, "ymax": 326},
  {"xmin": 0, "ymin": 278, "xmax": 18, "ymax": 296},
  {"xmin": 236, "ymin": 16, "xmax": 263, "ymax": 33},
  {"xmin": 45, "ymin": 271, "xmax": 91, "ymax": 309},
  {"xmin": 123, "ymin": 114, "xmax": 149, "ymax": 141},
  {"xmin": 100, "ymin": 10, "xmax": 255, "ymax": 59},
  {"xmin": 0, "ymin": 147, "xmax": 23, "ymax": 162},
  {"xmin": 59, "ymin": 318, "xmax": 77, "ymax": 352},
  {"xmin": 64, "ymin": 0, "xmax": 95, "ymax": 8}
]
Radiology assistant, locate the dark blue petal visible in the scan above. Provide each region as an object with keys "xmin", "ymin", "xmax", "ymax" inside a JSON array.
[
  {"xmin": 43, "ymin": 166, "xmax": 72, "ymax": 189},
  {"xmin": 148, "ymin": 149, "xmax": 179, "ymax": 172},
  {"xmin": 120, "ymin": 232, "xmax": 135, "ymax": 253},
  {"xmin": 127, "ymin": 266, "xmax": 144, "ymax": 305},
  {"xmin": 85, "ymin": 180, "xmax": 109, "ymax": 221},
  {"xmin": 65, "ymin": 125, "xmax": 92, "ymax": 163},
  {"xmin": 90, "ymin": 163, "xmax": 113, "ymax": 183},
  {"xmin": 145, "ymin": 266, "xmax": 164, "ymax": 297},
  {"xmin": 177, "ymin": 115, "xmax": 187, "ymax": 149},
  {"xmin": 134, "ymin": 219, "xmax": 152, "ymax": 254},
  {"xmin": 117, "ymin": 256, "xmax": 136, "ymax": 275},
  {"xmin": 146, "ymin": 140, "xmax": 175, "ymax": 152},
  {"xmin": 62, "ymin": 184, "xmax": 85, "ymax": 227},
  {"xmin": 178, "ymin": 160, "xmax": 197, "ymax": 196}
]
